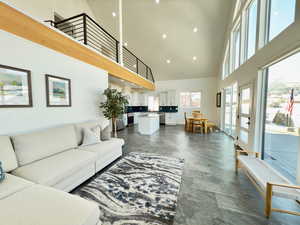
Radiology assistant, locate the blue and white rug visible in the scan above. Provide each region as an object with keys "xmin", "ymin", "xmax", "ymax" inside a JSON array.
[{"xmin": 73, "ymin": 152, "xmax": 184, "ymax": 225}]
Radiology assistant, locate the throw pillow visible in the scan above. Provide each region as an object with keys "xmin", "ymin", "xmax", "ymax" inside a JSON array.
[
  {"xmin": 0, "ymin": 161, "xmax": 5, "ymax": 183},
  {"xmin": 81, "ymin": 126, "xmax": 101, "ymax": 146},
  {"xmin": 101, "ymin": 125, "xmax": 111, "ymax": 141}
]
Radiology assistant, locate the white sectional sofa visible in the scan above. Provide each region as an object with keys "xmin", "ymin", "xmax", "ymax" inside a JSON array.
[{"xmin": 0, "ymin": 120, "xmax": 124, "ymax": 225}]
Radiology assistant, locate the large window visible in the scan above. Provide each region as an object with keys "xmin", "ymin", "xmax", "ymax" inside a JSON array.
[
  {"xmin": 232, "ymin": 24, "xmax": 241, "ymax": 71},
  {"xmin": 222, "ymin": 44, "xmax": 230, "ymax": 79},
  {"xmin": 268, "ymin": 0, "xmax": 296, "ymax": 41},
  {"xmin": 148, "ymin": 96, "xmax": 159, "ymax": 112},
  {"xmin": 180, "ymin": 92, "xmax": 201, "ymax": 108},
  {"xmin": 262, "ymin": 52, "xmax": 300, "ymax": 183},
  {"xmin": 245, "ymin": 0, "xmax": 258, "ymax": 60}
]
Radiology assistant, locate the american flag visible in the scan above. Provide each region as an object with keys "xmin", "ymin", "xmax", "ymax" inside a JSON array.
[{"xmin": 287, "ymin": 88, "xmax": 295, "ymax": 115}]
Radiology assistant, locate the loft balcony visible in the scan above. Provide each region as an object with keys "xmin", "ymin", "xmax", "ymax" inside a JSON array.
[
  {"xmin": 0, "ymin": 2, "xmax": 155, "ymax": 90},
  {"xmin": 45, "ymin": 13, "xmax": 155, "ymax": 83}
]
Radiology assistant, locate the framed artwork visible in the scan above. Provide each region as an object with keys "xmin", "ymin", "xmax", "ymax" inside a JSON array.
[
  {"xmin": 216, "ymin": 92, "xmax": 221, "ymax": 108},
  {"xmin": 45, "ymin": 74, "xmax": 71, "ymax": 107},
  {"xmin": 0, "ymin": 64, "xmax": 32, "ymax": 108}
]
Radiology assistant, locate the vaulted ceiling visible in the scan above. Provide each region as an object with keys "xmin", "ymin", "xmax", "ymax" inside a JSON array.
[{"xmin": 87, "ymin": 0, "xmax": 234, "ymax": 81}]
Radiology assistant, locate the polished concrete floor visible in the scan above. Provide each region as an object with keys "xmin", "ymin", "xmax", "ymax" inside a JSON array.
[{"xmin": 118, "ymin": 125, "xmax": 300, "ymax": 225}]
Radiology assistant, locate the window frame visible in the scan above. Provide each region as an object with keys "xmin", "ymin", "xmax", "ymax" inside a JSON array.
[
  {"xmin": 244, "ymin": 0, "xmax": 259, "ymax": 61},
  {"xmin": 222, "ymin": 42, "xmax": 230, "ymax": 79},
  {"xmin": 179, "ymin": 92, "xmax": 202, "ymax": 109},
  {"xmin": 265, "ymin": 0, "xmax": 297, "ymax": 42},
  {"xmin": 231, "ymin": 21, "xmax": 242, "ymax": 72}
]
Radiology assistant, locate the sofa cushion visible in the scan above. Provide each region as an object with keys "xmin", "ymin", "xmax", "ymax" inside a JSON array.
[
  {"xmin": 0, "ymin": 136, "xmax": 18, "ymax": 172},
  {"xmin": 0, "ymin": 173, "xmax": 33, "ymax": 200},
  {"xmin": 11, "ymin": 149, "xmax": 96, "ymax": 187},
  {"xmin": 0, "ymin": 185, "xmax": 100, "ymax": 225},
  {"xmin": 78, "ymin": 138, "xmax": 124, "ymax": 157},
  {"xmin": 75, "ymin": 119, "xmax": 109, "ymax": 145},
  {"xmin": 12, "ymin": 125, "xmax": 78, "ymax": 166}
]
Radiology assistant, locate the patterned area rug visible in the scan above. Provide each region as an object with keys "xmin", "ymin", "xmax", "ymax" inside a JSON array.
[{"xmin": 72, "ymin": 152, "xmax": 184, "ymax": 225}]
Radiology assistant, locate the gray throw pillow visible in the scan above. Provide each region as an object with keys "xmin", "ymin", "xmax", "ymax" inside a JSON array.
[
  {"xmin": 0, "ymin": 161, "xmax": 5, "ymax": 183},
  {"xmin": 81, "ymin": 126, "xmax": 102, "ymax": 146},
  {"xmin": 101, "ymin": 125, "xmax": 111, "ymax": 141}
]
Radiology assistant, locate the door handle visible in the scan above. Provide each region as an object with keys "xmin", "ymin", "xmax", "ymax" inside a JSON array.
[{"xmin": 247, "ymin": 117, "xmax": 250, "ymax": 125}]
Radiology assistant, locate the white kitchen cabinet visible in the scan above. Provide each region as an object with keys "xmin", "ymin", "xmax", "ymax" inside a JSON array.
[
  {"xmin": 159, "ymin": 92, "xmax": 168, "ymax": 106},
  {"xmin": 133, "ymin": 113, "xmax": 139, "ymax": 124},
  {"xmin": 167, "ymin": 90, "xmax": 176, "ymax": 106},
  {"xmin": 122, "ymin": 114, "xmax": 128, "ymax": 127},
  {"xmin": 139, "ymin": 93, "xmax": 148, "ymax": 106},
  {"xmin": 131, "ymin": 92, "xmax": 139, "ymax": 106},
  {"xmin": 165, "ymin": 113, "xmax": 177, "ymax": 125}
]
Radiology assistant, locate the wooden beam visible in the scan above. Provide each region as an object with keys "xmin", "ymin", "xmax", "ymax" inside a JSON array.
[{"xmin": 0, "ymin": 2, "xmax": 155, "ymax": 91}]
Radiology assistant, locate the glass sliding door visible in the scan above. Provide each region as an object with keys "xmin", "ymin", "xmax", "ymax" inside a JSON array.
[
  {"xmin": 225, "ymin": 87, "xmax": 232, "ymax": 135},
  {"xmin": 239, "ymin": 85, "xmax": 252, "ymax": 146},
  {"xmin": 232, "ymin": 83, "xmax": 238, "ymax": 137},
  {"xmin": 224, "ymin": 83, "xmax": 238, "ymax": 137},
  {"xmin": 263, "ymin": 52, "xmax": 300, "ymax": 183}
]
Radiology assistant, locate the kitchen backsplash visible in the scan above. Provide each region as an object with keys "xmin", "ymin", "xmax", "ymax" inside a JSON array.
[
  {"xmin": 159, "ymin": 106, "xmax": 178, "ymax": 113},
  {"xmin": 126, "ymin": 106, "xmax": 149, "ymax": 113},
  {"xmin": 126, "ymin": 106, "xmax": 178, "ymax": 113}
]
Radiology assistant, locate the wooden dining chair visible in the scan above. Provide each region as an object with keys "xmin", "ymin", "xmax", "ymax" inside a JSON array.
[
  {"xmin": 206, "ymin": 121, "xmax": 217, "ymax": 133},
  {"xmin": 184, "ymin": 112, "xmax": 191, "ymax": 131},
  {"xmin": 191, "ymin": 113, "xmax": 204, "ymax": 133},
  {"xmin": 193, "ymin": 121, "xmax": 204, "ymax": 133},
  {"xmin": 192, "ymin": 112, "xmax": 203, "ymax": 118}
]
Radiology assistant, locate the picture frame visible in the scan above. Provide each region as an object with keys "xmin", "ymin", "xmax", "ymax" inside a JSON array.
[
  {"xmin": 45, "ymin": 74, "xmax": 71, "ymax": 107},
  {"xmin": 216, "ymin": 92, "xmax": 221, "ymax": 108},
  {"xmin": 0, "ymin": 64, "xmax": 33, "ymax": 108}
]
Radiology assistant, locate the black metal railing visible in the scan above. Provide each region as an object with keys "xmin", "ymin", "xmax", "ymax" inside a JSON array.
[{"xmin": 45, "ymin": 13, "xmax": 154, "ymax": 83}]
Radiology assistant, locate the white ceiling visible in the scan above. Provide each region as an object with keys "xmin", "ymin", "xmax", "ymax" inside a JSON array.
[{"xmin": 87, "ymin": 0, "xmax": 234, "ymax": 81}]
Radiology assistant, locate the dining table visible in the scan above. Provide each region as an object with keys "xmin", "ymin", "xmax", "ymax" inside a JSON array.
[{"xmin": 187, "ymin": 117, "xmax": 209, "ymax": 133}]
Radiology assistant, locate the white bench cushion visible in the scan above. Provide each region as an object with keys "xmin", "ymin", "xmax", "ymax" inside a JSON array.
[
  {"xmin": 0, "ymin": 136, "xmax": 18, "ymax": 172},
  {"xmin": 239, "ymin": 155, "xmax": 300, "ymax": 200},
  {"xmin": 11, "ymin": 149, "xmax": 96, "ymax": 186},
  {"xmin": 12, "ymin": 125, "xmax": 78, "ymax": 166},
  {"xmin": 0, "ymin": 185, "xmax": 100, "ymax": 225},
  {"xmin": 0, "ymin": 174, "xmax": 33, "ymax": 200}
]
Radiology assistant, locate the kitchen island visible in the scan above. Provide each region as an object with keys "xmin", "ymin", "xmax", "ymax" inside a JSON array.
[{"xmin": 138, "ymin": 114, "xmax": 160, "ymax": 135}]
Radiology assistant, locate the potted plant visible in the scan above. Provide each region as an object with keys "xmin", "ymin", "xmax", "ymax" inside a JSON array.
[{"xmin": 100, "ymin": 88, "xmax": 128, "ymax": 137}]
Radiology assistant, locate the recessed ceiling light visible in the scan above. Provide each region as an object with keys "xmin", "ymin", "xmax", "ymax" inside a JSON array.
[
  {"xmin": 193, "ymin": 27, "xmax": 198, "ymax": 33},
  {"xmin": 155, "ymin": 0, "xmax": 160, "ymax": 3},
  {"xmin": 193, "ymin": 56, "xmax": 197, "ymax": 61},
  {"xmin": 124, "ymin": 42, "xmax": 128, "ymax": 47},
  {"xmin": 112, "ymin": 12, "xmax": 117, "ymax": 17},
  {"xmin": 166, "ymin": 59, "xmax": 171, "ymax": 64},
  {"xmin": 162, "ymin": 34, "xmax": 167, "ymax": 39}
]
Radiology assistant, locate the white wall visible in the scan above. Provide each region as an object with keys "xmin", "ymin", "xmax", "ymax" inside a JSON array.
[
  {"xmin": 0, "ymin": 30, "xmax": 108, "ymax": 135},
  {"xmin": 3, "ymin": 0, "xmax": 97, "ymax": 22},
  {"xmin": 156, "ymin": 77, "xmax": 218, "ymax": 124}
]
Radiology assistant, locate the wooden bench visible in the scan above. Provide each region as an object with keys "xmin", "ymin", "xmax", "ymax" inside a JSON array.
[{"xmin": 235, "ymin": 150, "xmax": 300, "ymax": 218}]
